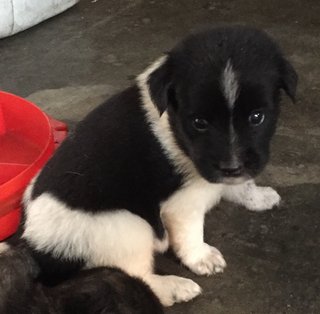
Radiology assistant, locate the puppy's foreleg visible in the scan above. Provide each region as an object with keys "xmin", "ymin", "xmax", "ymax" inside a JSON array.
[
  {"xmin": 222, "ymin": 180, "xmax": 281, "ymax": 211},
  {"xmin": 161, "ymin": 181, "xmax": 226, "ymax": 276}
]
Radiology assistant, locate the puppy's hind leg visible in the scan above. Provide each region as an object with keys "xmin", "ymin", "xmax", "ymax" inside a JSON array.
[
  {"xmin": 222, "ymin": 180, "xmax": 281, "ymax": 211},
  {"xmin": 88, "ymin": 211, "xmax": 201, "ymax": 307}
]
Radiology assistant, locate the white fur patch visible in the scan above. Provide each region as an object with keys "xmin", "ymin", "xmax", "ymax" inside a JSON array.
[
  {"xmin": 23, "ymin": 193, "xmax": 155, "ymax": 276},
  {"xmin": 0, "ymin": 243, "xmax": 10, "ymax": 254},
  {"xmin": 161, "ymin": 178, "xmax": 226, "ymax": 275},
  {"xmin": 136, "ymin": 57, "xmax": 199, "ymax": 181},
  {"xmin": 23, "ymin": 192, "xmax": 201, "ymax": 306},
  {"xmin": 221, "ymin": 60, "xmax": 242, "ymax": 177},
  {"xmin": 222, "ymin": 60, "xmax": 239, "ymax": 110},
  {"xmin": 144, "ymin": 274, "xmax": 202, "ymax": 307},
  {"xmin": 222, "ymin": 180, "xmax": 281, "ymax": 211}
]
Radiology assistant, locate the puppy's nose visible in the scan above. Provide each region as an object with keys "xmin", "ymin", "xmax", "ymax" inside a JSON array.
[{"xmin": 219, "ymin": 161, "xmax": 243, "ymax": 177}]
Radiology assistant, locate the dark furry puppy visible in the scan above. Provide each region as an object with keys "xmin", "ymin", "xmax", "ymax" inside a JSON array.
[
  {"xmin": 0, "ymin": 26, "xmax": 297, "ymax": 312},
  {"xmin": 0, "ymin": 244, "xmax": 163, "ymax": 314}
]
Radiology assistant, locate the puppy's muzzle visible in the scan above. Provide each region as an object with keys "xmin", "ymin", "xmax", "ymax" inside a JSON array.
[{"xmin": 218, "ymin": 160, "xmax": 243, "ymax": 177}]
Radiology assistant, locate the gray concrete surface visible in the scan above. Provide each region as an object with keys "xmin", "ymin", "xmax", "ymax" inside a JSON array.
[{"xmin": 0, "ymin": 0, "xmax": 319, "ymax": 313}]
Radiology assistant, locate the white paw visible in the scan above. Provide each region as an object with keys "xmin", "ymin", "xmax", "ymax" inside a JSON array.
[
  {"xmin": 244, "ymin": 186, "xmax": 281, "ymax": 211},
  {"xmin": 181, "ymin": 243, "xmax": 227, "ymax": 276},
  {"xmin": 145, "ymin": 274, "xmax": 201, "ymax": 307}
]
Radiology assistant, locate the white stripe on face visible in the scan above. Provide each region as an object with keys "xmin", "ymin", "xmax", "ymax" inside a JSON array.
[
  {"xmin": 221, "ymin": 60, "xmax": 239, "ymax": 110},
  {"xmin": 222, "ymin": 60, "xmax": 240, "ymax": 166}
]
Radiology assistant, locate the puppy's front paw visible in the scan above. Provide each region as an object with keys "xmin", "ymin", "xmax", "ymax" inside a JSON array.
[
  {"xmin": 146, "ymin": 275, "xmax": 202, "ymax": 307},
  {"xmin": 181, "ymin": 243, "xmax": 227, "ymax": 276},
  {"xmin": 245, "ymin": 186, "xmax": 281, "ymax": 211}
]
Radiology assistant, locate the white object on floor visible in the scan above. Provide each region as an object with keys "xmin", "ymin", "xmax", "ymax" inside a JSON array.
[{"xmin": 0, "ymin": 0, "xmax": 79, "ymax": 38}]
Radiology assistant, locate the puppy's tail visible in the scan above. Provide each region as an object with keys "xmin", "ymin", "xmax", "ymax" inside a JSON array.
[{"xmin": 0, "ymin": 242, "xmax": 39, "ymax": 314}]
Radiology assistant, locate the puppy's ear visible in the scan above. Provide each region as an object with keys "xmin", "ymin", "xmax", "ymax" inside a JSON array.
[
  {"xmin": 147, "ymin": 57, "xmax": 173, "ymax": 115},
  {"xmin": 280, "ymin": 58, "xmax": 298, "ymax": 103}
]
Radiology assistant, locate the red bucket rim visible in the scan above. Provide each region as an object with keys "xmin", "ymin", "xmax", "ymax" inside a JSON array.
[{"xmin": 0, "ymin": 91, "xmax": 55, "ymax": 203}]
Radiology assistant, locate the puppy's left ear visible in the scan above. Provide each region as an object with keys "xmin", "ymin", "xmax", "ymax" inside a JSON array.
[
  {"xmin": 146, "ymin": 56, "xmax": 172, "ymax": 115},
  {"xmin": 280, "ymin": 58, "xmax": 298, "ymax": 103}
]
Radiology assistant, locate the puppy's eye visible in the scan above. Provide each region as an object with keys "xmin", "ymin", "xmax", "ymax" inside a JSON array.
[
  {"xmin": 192, "ymin": 118, "xmax": 209, "ymax": 132},
  {"xmin": 248, "ymin": 110, "xmax": 265, "ymax": 126}
]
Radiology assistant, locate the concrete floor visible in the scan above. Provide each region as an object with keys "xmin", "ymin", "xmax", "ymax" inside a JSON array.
[{"xmin": 1, "ymin": 0, "xmax": 319, "ymax": 313}]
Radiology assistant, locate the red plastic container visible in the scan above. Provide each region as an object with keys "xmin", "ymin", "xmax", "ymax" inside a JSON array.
[{"xmin": 0, "ymin": 91, "xmax": 67, "ymax": 241}]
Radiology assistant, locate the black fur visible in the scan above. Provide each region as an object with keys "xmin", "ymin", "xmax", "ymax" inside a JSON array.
[
  {"xmin": 1, "ymin": 25, "xmax": 297, "ymax": 313},
  {"xmin": 26, "ymin": 86, "xmax": 183, "ymax": 286},
  {"xmin": 0, "ymin": 243, "xmax": 39, "ymax": 314},
  {"xmin": 32, "ymin": 85, "xmax": 183, "ymax": 237},
  {"xmin": 45, "ymin": 267, "xmax": 163, "ymax": 314},
  {"xmin": 0, "ymin": 245, "xmax": 162, "ymax": 314},
  {"xmin": 147, "ymin": 26, "xmax": 297, "ymax": 182}
]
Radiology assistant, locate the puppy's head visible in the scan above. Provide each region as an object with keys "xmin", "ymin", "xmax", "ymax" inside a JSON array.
[{"xmin": 141, "ymin": 26, "xmax": 297, "ymax": 184}]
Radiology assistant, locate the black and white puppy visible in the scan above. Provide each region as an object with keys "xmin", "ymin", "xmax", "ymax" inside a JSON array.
[{"xmin": 2, "ymin": 26, "xmax": 297, "ymax": 309}]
